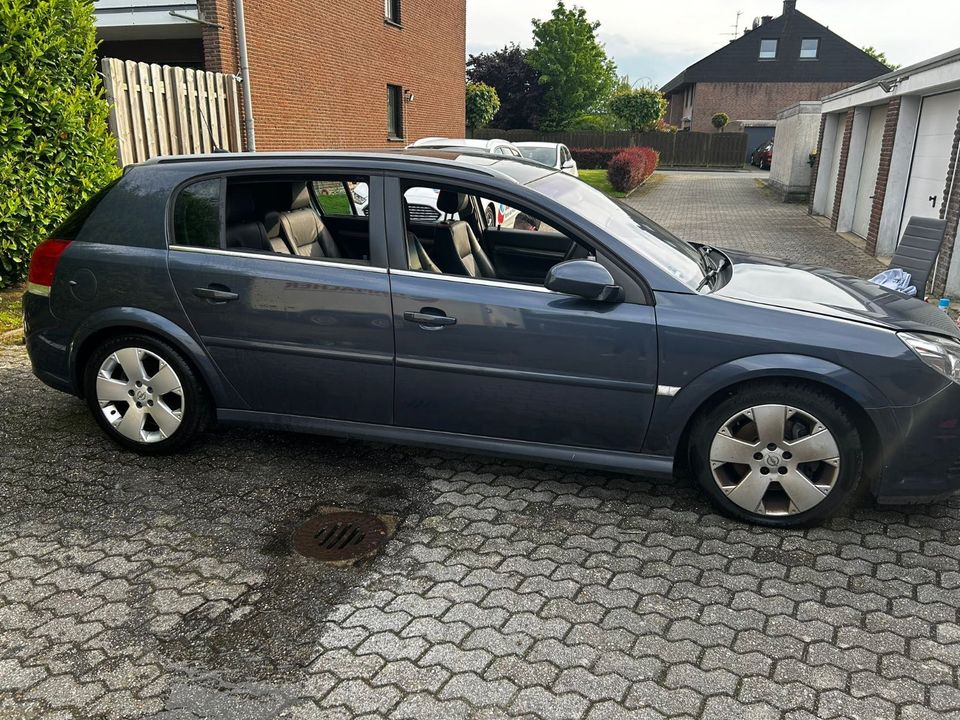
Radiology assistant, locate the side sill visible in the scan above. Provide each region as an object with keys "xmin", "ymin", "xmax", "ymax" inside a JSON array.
[{"xmin": 217, "ymin": 409, "xmax": 675, "ymax": 478}]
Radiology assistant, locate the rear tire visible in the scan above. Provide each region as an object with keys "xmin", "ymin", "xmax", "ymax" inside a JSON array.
[
  {"xmin": 83, "ymin": 334, "xmax": 210, "ymax": 455},
  {"xmin": 689, "ymin": 383, "xmax": 865, "ymax": 527}
]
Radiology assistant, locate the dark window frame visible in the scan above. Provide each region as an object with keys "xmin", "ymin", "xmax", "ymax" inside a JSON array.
[
  {"xmin": 759, "ymin": 38, "xmax": 778, "ymax": 60},
  {"xmin": 172, "ymin": 176, "xmax": 225, "ymax": 249},
  {"xmin": 800, "ymin": 37, "xmax": 820, "ymax": 59},
  {"xmin": 387, "ymin": 84, "xmax": 404, "ymax": 141},
  {"xmin": 384, "ymin": 0, "xmax": 401, "ymax": 26}
]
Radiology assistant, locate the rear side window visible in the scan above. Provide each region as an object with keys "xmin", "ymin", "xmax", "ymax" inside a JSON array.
[
  {"xmin": 173, "ymin": 178, "xmax": 222, "ymax": 248},
  {"xmin": 53, "ymin": 180, "xmax": 120, "ymax": 240}
]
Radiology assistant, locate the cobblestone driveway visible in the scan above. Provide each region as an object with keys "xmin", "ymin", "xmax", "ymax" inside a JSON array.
[{"xmin": 2, "ymin": 175, "xmax": 959, "ymax": 720}]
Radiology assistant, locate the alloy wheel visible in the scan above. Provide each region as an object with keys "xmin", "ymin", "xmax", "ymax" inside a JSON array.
[
  {"xmin": 709, "ymin": 403, "xmax": 840, "ymax": 516},
  {"xmin": 95, "ymin": 347, "xmax": 185, "ymax": 443}
]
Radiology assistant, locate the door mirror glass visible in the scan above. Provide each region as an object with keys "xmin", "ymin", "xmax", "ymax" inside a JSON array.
[
  {"xmin": 545, "ymin": 260, "xmax": 623, "ymax": 302},
  {"xmin": 562, "ymin": 159, "xmax": 576, "ymax": 169}
]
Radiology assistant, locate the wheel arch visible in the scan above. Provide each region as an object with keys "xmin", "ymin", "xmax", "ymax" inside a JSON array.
[{"xmin": 69, "ymin": 308, "xmax": 240, "ymax": 408}]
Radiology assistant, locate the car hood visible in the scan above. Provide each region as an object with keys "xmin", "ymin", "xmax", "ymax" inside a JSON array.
[{"xmin": 714, "ymin": 251, "xmax": 960, "ymax": 338}]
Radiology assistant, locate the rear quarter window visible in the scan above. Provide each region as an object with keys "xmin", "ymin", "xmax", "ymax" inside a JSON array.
[
  {"xmin": 173, "ymin": 178, "xmax": 223, "ymax": 248},
  {"xmin": 53, "ymin": 180, "xmax": 120, "ymax": 240}
]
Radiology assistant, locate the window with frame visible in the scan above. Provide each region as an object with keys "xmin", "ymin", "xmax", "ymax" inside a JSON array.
[
  {"xmin": 800, "ymin": 38, "xmax": 820, "ymax": 59},
  {"xmin": 759, "ymin": 39, "xmax": 778, "ymax": 59},
  {"xmin": 312, "ymin": 179, "xmax": 368, "ymax": 216},
  {"xmin": 173, "ymin": 178, "xmax": 222, "ymax": 248},
  {"xmin": 387, "ymin": 84, "xmax": 404, "ymax": 139},
  {"xmin": 384, "ymin": 0, "xmax": 400, "ymax": 24}
]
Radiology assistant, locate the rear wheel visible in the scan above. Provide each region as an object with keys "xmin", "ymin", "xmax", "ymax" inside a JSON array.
[
  {"xmin": 83, "ymin": 334, "xmax": 210, "ymax": 454},
  {"xmin": 689, "ymin": 384, "xmax": 865, "ymax": 527}
]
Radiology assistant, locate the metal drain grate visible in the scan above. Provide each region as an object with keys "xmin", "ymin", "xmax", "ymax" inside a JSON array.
[{"xmin": 292, "ymin": 509, "xmax": 391, "ymax": 563}]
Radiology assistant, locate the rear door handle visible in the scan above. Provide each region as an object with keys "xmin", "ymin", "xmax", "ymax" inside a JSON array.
[
  {"xmin": 403, "ymin": 310, "xmax": 457, "ymax": 327},
  {"xmin": 193, "ymin": 286, "xmax": 239, "ymax": 302}
]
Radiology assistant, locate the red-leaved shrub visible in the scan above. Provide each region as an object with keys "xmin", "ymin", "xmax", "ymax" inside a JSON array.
[
  {"xmin": 607, "ymin": 147, "xmax": 661, "ymax": 192},
  {"xmin": 570, "ymin": 147, "xmax": 620, "ymax": 169}
]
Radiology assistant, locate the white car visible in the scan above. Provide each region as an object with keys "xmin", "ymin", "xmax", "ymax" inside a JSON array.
[{"xmin": 516, "ymin": 142, "xmax": 579, "ymax": 177}]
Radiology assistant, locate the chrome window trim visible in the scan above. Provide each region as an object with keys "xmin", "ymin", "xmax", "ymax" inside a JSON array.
[
  {"xmin": 390, "ymin": 268, "xmax": 555, "ymax": 294},
  {"xmin": 168, "ymin": 245, "xmax": 389, "ymax": 274}
]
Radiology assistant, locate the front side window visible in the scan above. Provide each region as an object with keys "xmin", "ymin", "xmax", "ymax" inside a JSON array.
[
  {"xmin": 800, "ymin": 38, "xmax": 820, "ymax": 59},
  {"xmin": 313, "ymin": 180, "xmax": 366, "ymax": 216},
  {"xmin": 387, "ymin": 84, "xmax": 404, "ymax": 139},
  {"xmin": 384, "ymin": 0, "xmax": 400, "ymax": 23},
  {"xmin": 759, "ymin": 39, "xmax": 778, "ymax": 59},
  {"xmin": 173, "ymin": 178, "xmax": 221, "ymax": 248}
]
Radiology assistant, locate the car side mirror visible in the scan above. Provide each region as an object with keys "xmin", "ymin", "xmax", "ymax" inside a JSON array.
[
  {"xmin": 562, "ymin": 159, "xmax": 576, "ymax": 169},
  {"xmin": 545, "ymin": 260, "xmax": 623, "ymax": 302}
]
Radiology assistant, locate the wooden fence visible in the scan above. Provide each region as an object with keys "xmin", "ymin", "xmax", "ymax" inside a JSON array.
[
  {"xmin": 101, "ymin": 58, "xmax": 244, "ymax": 166},
  {"xmin": 473, "ymin": 128, "xmax": 747, "ymax": 167}
]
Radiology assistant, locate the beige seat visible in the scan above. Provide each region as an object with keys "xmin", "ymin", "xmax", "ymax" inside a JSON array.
[{"xmin": 276, "ymin": 183, "xmax": 342, "ymax": 258}]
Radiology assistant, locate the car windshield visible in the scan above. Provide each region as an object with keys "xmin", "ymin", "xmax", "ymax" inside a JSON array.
[
  {"xmin": 529, "ymin": 172, "xmax": 705, "ymax": 288},
  {"xmin": 519, "ymin": 146, "xmax": 557, "ymax": 166}
]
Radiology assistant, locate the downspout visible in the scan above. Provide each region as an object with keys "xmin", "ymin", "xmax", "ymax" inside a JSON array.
[{"xmin": 234, "ymin": 0, "xmax": 256, "ymax": 150}]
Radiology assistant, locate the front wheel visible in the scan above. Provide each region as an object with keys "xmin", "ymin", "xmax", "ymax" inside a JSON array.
[
  {"xmin": 83, "ymin": 334, "xmax": 210, "ymax": 454},
  {"xmin": 689, "ymin": 384, "xmax": 865, "ymax": 527}
]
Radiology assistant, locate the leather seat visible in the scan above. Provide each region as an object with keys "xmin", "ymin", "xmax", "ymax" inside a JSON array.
[
  {"xmin": 224, "ymin": 186, "xmax": 269, "ymax": 252},
  {"xmin": 433, "ymin": 191, "xmax": 496, "ymax": 278},
  {"xmin": 277, "ymin": 183, "xmax": 342, "ymax": 258},
  {"xmin": 402, "ymin": 198, "xmax": 441, "ymax": 273}
]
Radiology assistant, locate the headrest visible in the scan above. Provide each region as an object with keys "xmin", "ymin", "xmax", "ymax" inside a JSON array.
[
  {"xmin": 437, "ymin": 191, "xmax": 468, "ymax": 215},
  {"xmin": 226, "ymin": 185, "xmax": 256, "ymax": 223},
  {"xmin": 290, "ymin": 183, "xmax": 312, "ymax": 210},
  {"xmin": 264, "ymin": 211, "xmax": 281, "ymax": 238}
]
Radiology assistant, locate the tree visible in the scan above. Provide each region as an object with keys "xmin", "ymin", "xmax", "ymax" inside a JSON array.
[
  {"xmin": 609, "ymin": 89, "xmax": 667, "ymax": 132},
  {"xmin": 465, "ymin": 82, "xmax": 500, "ymax": 131},
  {"xmin": 526, "ymin": 2, "xmax": 618, "ymax": 132},
  {"xmin": 711, "ymin": 112, "xmax": 730, "ymax": 132},
  {"xmin": 0, "ymin": 0, "xmax": 118, "ymax": 286},
  {"xmin": 467, "ymin": 44, "xmax": 543, "ymax": 129},
  {"xmin": 862, "ymin": 46, "xmax": 901, "ymax": 71}
]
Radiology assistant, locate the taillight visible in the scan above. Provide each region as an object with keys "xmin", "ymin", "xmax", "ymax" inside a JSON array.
[{"xmin": 27, "ymin": 239, "xmax": 71, "ymax": 296}]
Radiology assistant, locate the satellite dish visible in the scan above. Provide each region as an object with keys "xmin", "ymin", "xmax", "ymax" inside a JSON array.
[{"xmin": 752, "ymin": 16, "xmax": 761, "ymax": 29}]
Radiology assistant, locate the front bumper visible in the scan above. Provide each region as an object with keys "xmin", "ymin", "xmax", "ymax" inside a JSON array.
[{"xmin": 873, "ymin": 382, "xmax": 960, "ymax": 503}]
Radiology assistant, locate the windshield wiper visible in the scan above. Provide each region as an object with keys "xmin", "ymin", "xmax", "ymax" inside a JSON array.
[{"xmin": 695, "ymin": 246, "xmax": 728, "ymax": 291}]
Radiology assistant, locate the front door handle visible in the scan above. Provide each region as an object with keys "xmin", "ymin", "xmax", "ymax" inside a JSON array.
[
  {"xmin": 193, "ymin": 286, "xmax": 239, "ymax": 303},
  {"xmin": 403, "ymin": 310, "xmax": 457, "ymax": 327}
]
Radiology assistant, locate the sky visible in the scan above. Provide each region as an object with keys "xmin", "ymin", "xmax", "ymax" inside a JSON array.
[{"xmin": 466, "ymin": 0, "xmax": 960, "ymax": 88}]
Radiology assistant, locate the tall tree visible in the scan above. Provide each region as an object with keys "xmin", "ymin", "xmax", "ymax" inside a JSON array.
[
  {"xmin": 526, "ymin": 2, "xmax": 618, "ymax": 132},
  {"xmin": 467, "ymin": 44, "xmax": 543, "ymax": 129},
  {"xmin": 0, "ymin": 0, "xmax": 118, "ymax": 286},
  {"xmin": 862, "ymin": 46, "xmax": 901, "ymax": 71}
]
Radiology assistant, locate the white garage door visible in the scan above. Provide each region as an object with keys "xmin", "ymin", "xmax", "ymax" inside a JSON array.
[
  {"xmin": 899, "ymin": 91, "xmax": 960, "ymax": 241},
  {"xmin": 852, "ymin": 105, "xmax": 887, "ymax": 239},
  {"xmin": 823, "ymin": 116, "xmax": 846, "ymax": 218}
]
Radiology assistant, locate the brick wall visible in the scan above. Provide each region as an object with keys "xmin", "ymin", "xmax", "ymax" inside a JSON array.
[
  {"xmin": 830, "ymin": 110, "xmax": 854, "ymax": 231},
  {"xmin": 932, "ymin": 105, "xmax": 960, "ymax": 297},
  {"xmin": 199, "ymin": 0, "xmax": 465, "ymax": 150},
  {"xmin": 690, "ymin": 81, "xmax": 852, "ymax": 133},
  {"xmin": 865, "ymin": 98, "xmax": 902, "ymax": 256},
  {"xmin": 808, "ymin": 114, "xmax": 828, "ymax": 214}
]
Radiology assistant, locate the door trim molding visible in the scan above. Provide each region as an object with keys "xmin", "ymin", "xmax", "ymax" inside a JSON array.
[
  {"xmin": 169, "ymin": 244, "xmax": 389, "ymax": 273},
  {"xmin": 390, "ymin": 268, "xmax": 555, "ymax": 293},
  {"xmin": 217, "ymin": 408, "xmax": 675, "ymax": 477},
  {"xmin": 203, "ymin": 335, "xmax": 394, "ymax": 365}
]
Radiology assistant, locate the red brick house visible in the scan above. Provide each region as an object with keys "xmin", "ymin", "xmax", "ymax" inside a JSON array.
[
  {"xmin": 94, "ymin": 1, "xmax": 466, "ymax": 150},
  {"xmin": 661, "ymin": 0, "xmax": 889, "ymax": 155}
]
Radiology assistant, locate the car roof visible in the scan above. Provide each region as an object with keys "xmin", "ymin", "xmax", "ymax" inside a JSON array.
[
  {"xmin": 515, "ymin": 142, "xmax": 563, "ymax": 149},
  {"xmin": 142, "ymin": 148, "xmax": 556, "ymax": 186},
  {"xmin": 409, "ymin": 138, "xmax": 514, "ymax": 150}
]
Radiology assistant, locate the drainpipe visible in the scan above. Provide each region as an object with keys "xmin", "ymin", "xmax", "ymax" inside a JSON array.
[{"xmin": 234, "ymin": 0, "xmax": 256, "ymax": 150}]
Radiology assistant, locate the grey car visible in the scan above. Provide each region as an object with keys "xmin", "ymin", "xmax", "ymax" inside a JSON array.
[{"xmin": 23, "ymin": 149, "xmax": 960, "ymax": 527}]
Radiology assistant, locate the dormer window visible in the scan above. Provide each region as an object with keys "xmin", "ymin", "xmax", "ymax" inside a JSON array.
[
  {"xmin": 800, "ymin": 38, "xmax": 820, "ymax": 59},
  {"xmin": 759, "ymin": 39, "xmax": 778, "ymax": 60}
]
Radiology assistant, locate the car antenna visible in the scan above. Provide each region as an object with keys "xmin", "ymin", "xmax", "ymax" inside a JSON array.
[{"xmin": 197, "ymin": 107, "xmax": 229, "ymax": 153}]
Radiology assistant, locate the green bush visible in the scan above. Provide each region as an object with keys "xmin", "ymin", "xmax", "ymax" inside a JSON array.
[
  {"xmin": 608, "ymin": 89, "xmax": 667, "ymax": 132},
  {"xmin": 466, "ymin": 82, "xmax": 501, "ymax": 131},
  {"xmin": 0, "ymin": 0, "xmax": 119, "ymax": 287}
]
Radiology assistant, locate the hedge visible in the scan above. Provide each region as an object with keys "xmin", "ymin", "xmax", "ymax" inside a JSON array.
[
  {"xmin": 607, "ymin": 147, "xmax": 659, "ymax": 193},
  {"xmin": 0, "ymin": 0, "xmax": 119, "ymax": 287}
]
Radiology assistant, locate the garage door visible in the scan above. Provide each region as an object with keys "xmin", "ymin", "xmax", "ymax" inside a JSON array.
[
  {"xmin": 823, "ymin": 116, "xmax": 846, "ymax": 218},
  {"xmin": 899, "ymin": 91, "xmax": 960, "ymax": 242},
  {"xmin": 852, "ymin": 105, "xmax": 888, "ymax": 239}
]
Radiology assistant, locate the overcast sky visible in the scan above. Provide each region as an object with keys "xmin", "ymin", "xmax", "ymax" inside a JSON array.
[{"xmin": 466, "ymin": 0, "xmax": 960, "ymax": 88}]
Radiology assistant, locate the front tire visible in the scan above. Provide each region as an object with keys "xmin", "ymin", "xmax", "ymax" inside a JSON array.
[
  {"xmin": 689, "ymin": 383, "xmax": 865, "ymax": 527},
  {"xmin": 83, "ymin": 334, "xmax": 210, "ymax": 454}
]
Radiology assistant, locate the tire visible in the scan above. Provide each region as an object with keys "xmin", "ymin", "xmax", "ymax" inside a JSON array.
[
  {"xmin": 83, "ymin": 333, "xmax": 211, "ymax": 455},
  {"xmin": 688, "ymin": 383, "xmax": 865, "ymax": 527}
]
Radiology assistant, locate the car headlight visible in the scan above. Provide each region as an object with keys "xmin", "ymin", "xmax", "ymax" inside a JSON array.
[{"xmin": 900, "ymin": 332, "xmax": 960, "ymax": 384}]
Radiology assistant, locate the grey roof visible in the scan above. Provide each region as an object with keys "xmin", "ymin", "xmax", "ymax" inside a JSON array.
[{"xmin": 661, "ymin": 7, "xmax": 890, "ymax": 95}]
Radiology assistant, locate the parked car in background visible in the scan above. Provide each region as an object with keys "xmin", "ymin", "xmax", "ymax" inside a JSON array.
[
  {"xmin": 23, "ymin": 149, "xmax": 960, "ymax": 528},
  {"xmin": 751, "ymin": 141, "xmax": 774, "ymax": 170},
  {"xmin": 516, "ymin": 142, "xmax": 579, "ymax": 176}
]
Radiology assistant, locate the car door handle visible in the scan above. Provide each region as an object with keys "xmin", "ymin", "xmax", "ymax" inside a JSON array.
[
  {"xmin": 193, "ymin": 286, "xmax": 239, "ymax": 302},
  {"xmin": 403, "ymin": 310, "xmax": 456, "ymax": 327}
]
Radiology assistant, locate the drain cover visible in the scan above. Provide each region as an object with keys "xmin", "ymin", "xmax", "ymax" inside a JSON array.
[{"xmin": 292, "ymin": 509, "xmax": 391, "ymax": 563}]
